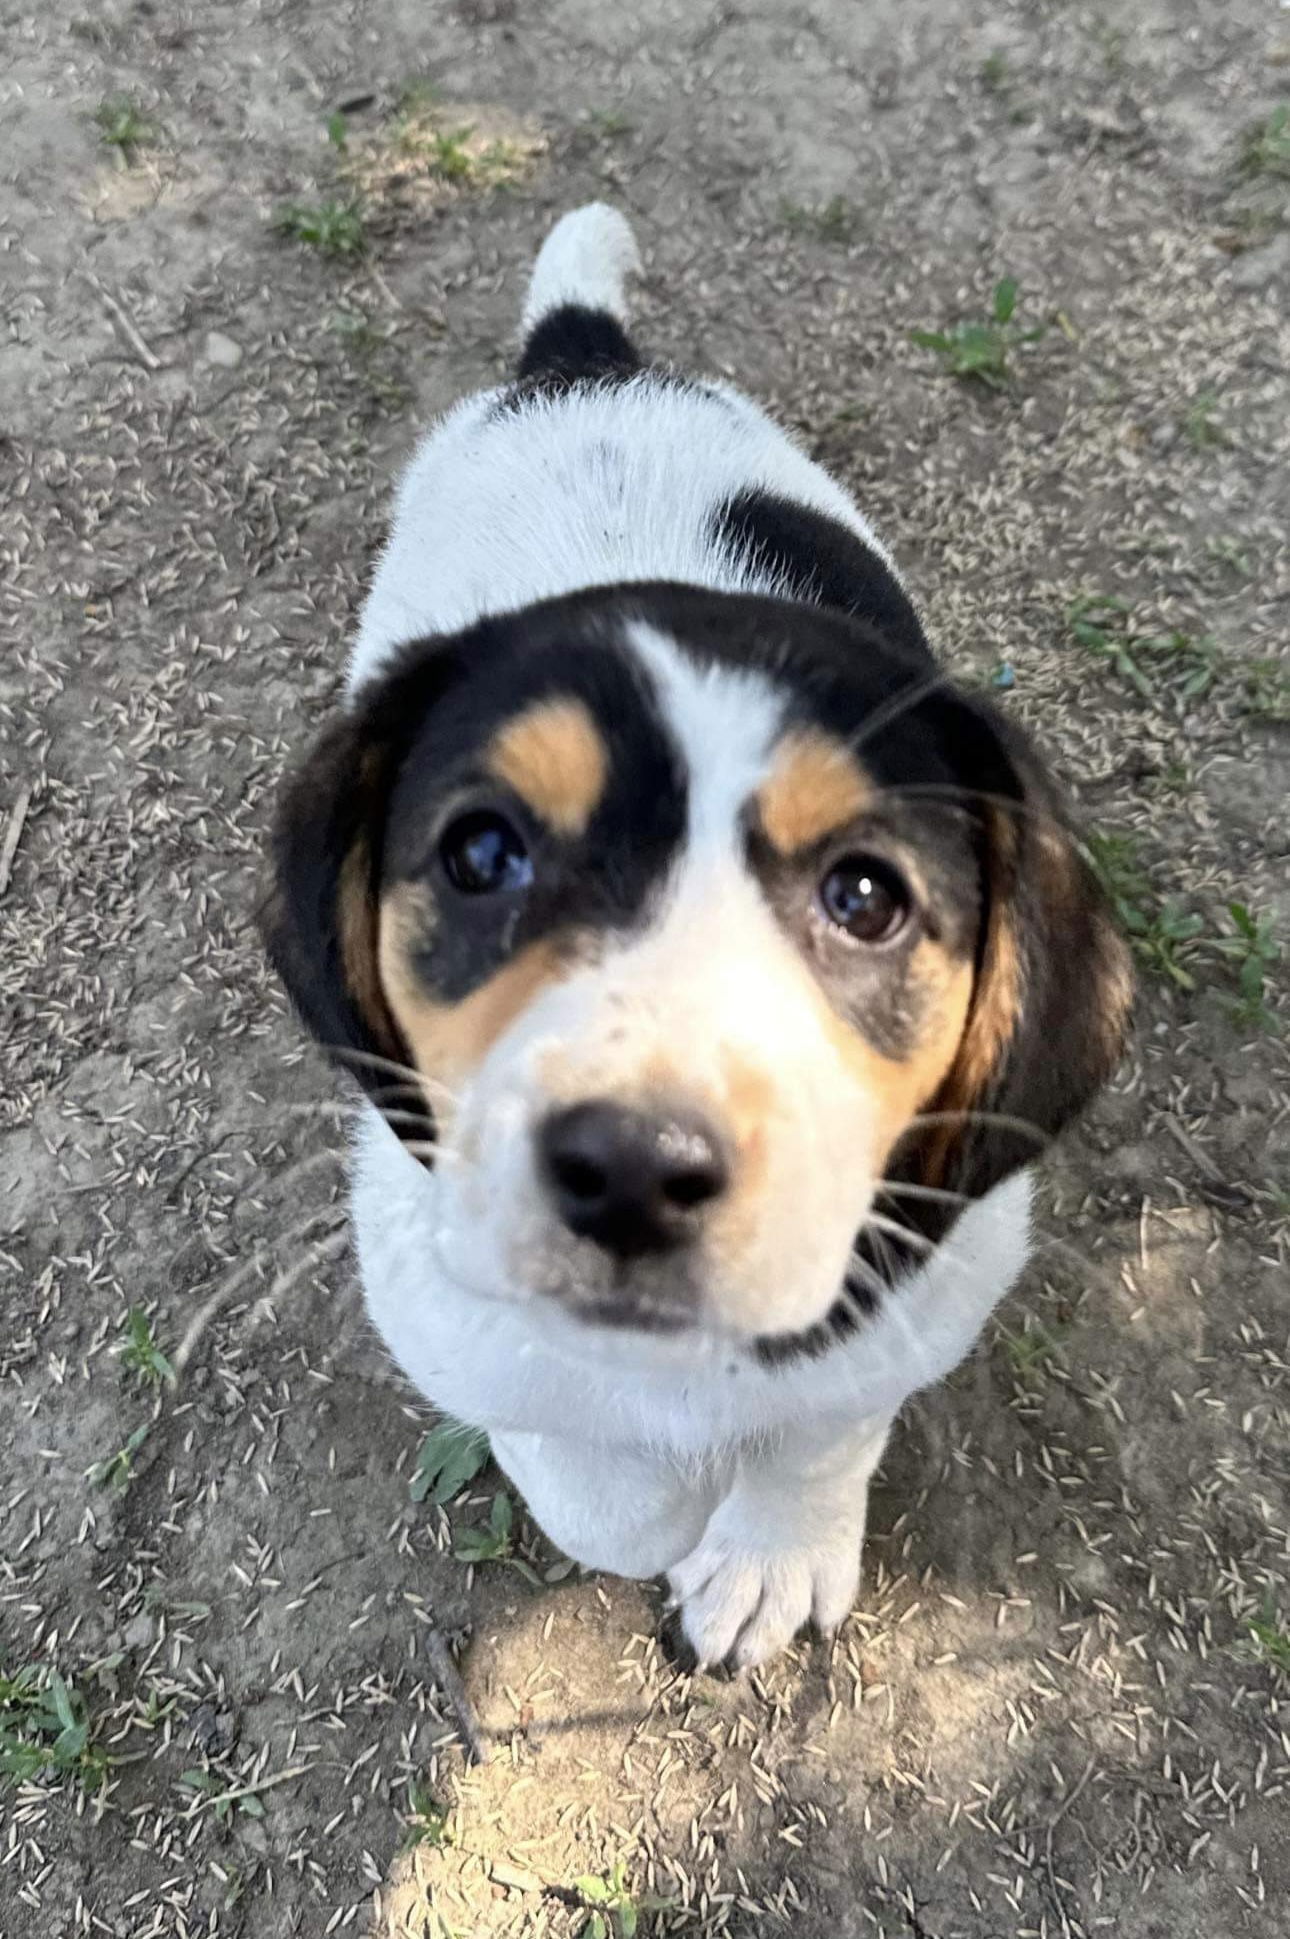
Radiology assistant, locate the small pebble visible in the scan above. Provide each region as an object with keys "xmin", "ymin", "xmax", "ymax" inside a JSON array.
[{"xmin": 203, "ymin": 330, "xmax": 243, "ymax": 369}]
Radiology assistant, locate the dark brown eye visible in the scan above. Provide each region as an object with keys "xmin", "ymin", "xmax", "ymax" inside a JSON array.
[
  {"xmin": 439, "ymin": 811, "xmax": 533, "ymax": 895},
  {"xmin": 819, "ymin": 854, "xmax": 911, "ymax": 943}
]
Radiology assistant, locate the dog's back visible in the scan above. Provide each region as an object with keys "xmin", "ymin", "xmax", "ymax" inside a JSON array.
[{"xmin": 351, "ymin": 204, "xmax": 905, "ymax": 691}]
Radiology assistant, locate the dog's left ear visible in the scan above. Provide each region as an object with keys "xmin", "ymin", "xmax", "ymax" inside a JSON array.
[{"xmin": 917, "ymin": 708, "xmax": 1133, "ymax": 1199}]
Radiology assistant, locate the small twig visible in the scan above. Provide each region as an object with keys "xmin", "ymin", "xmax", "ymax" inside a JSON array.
[
  {"xmin": 186, "ymin": 1762, "xmax": 315, "ymax": 1812},
  {"xmin": 1044, "ymin": 1758, "xmax": 1097, "ymax": 1939},
  {"xmin": 83, "ymin": 273, "xmax": 161, "ymax": 371},
  {"xmin": 173, "ymin": 1208, "xmax": 346, "ymax": 1373},
  {"xmin": 0, "ymin": 786, "xmax": 32, "ymax": 896},
  {"xmin": 1160, "ymin": 1113, "xmax": 1224, "ymax": 1183},
  {"xmin": 420, "ymin": 1621, "xmax": 490, "ymax": 1766}
]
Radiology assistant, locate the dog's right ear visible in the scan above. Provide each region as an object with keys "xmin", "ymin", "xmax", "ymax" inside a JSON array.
[{"xmin": 258, "ymin": 648, "xmax": 458, "ymax": 1130}]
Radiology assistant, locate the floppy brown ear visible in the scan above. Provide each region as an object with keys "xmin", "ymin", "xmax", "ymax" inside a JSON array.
[
  {"xmin": 258, "ymin": 647, "xmax": 459, "ymax": 1136},
  {"xmin": 918, "ymin": 717, "xmax": 1133, "ymax": 1200}
]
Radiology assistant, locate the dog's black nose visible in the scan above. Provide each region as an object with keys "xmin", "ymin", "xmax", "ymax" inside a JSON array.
[{"xmin": 538, "ymin": 1099, "xmax": 729, "ymax": 1258}]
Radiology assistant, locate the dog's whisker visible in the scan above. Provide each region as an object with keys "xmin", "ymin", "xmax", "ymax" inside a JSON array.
[
  {"xmin": 847, "ymin": 668, "xmax": 954, "ymax": 755},
  {"xmin": 874, "ymin": 1178, "xmax": 972, "ymax": 1207},
  {"xmin": 174, "ymin": 1205, "xmax": 348, "ymax": 1373},
  {"xmin": 901, "ymin": 1107, "xmax": 1047, "ymax": 1145}
]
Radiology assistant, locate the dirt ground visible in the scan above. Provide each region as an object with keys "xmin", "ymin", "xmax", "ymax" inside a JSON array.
[{"xmin": 3, "ymin": 1, "xmax": 1289, "ymax": 1934}]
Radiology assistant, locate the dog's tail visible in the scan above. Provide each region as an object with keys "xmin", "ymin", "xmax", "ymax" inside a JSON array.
[{"xmin": 517, "ymin": 203, "xmax": 643, "ymax": 387}]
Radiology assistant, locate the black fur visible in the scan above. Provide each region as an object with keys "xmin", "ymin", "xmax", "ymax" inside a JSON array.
[
  {"xmin": 711, "ymin": 489, "xmax": 930, "ymax": 661},
  {"xmin": 515, "ymin": 302, "xmax": 642, "ymax": 392}
]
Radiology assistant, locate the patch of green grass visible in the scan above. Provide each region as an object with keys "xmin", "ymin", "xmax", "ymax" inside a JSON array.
[
  {"xmin": 1083, "ymin": 832, "xmax": 1205, "ymax": 991},
  {"xmin": 1181, "ymin": 391, "xmax": 1228, "ymax": 449},
  {"xmin": 979, "ymin": 51, "xmax": 1009, "ymax": 92},
  {"xmin": 588, "ymin": 107, "xmax": 634, "ymax": 138},
  {"xmin": 119, "ymin": 1306, "xmax": 174, "ymax": 1388},
  {"xmin": 999, "ymin": 1318, "xmax": 1068, "ymax": 1381},
  {"xmin": 401, "ymin": 1780, "xmax": 454, "ymax": 1853},
  {"xmin": 780, "ymin": 194, "xmax": 856, "ymax": 244},
  {"xmin": 95, "ymin": 97, "xmax": 154, "ymax": 160},
  {"xmin": 1248, "ymin": 1601, "xmax": 1290, "ymax": 1674},
  {"xmin": 272, "ymin": 199, "xmax": 365, "ymax": 257},
  {"xmin": 1240, "ymin": 104, "xmax": 1290, "ymax": 180},
  {"xmin": 1203, "ymin": 533, "xmax": 1253, "ymax": 578},
  {"xmin": 1065, "ymin": 595, "xmax": 1224, "ymax": 703},
  {"xmin": 1242, "ymin": 657, "xmax": 1290, "ymax": 723},
  {"xmin": 89, "ymin": 1421, "xmax": 150, "ymax": 1494},
  {"xmin": 326, "ymin": 110, "xmax": 349, "ymax": 151},
  {"xmin": 1211, "ymin": 903, "xmax": 1281, "ymax": 1034},
  {"xmin": 575, "ymin": 1860, "xmax": 670, "ymax": 1938},
  {"xmin": 397, "ymin": 78, "xmax": 443, "ymax": 115},
  {"xmin": 0, "ymin": 1665, "xmax": 110, "ymax": 1789},
  {"xmin": 410, "ymin": 1421, "xmax": 490, "ymax": 1506},
  {"xmin": 911, "ymin": 278, "xmax": 1045, "ymax": 390}
]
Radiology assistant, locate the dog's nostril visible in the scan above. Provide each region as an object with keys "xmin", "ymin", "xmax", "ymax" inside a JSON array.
[
  {"xmin": 538, "ymin": 1099, "xmax": 729, "ymax": 1258},
  {"xmin": 548, "ymin": 1152, "xmax": 608, "ymax": 1203},
  {"xmin": 660, "ymin": 1161, "xmax": 724, "ymax": 1210}
]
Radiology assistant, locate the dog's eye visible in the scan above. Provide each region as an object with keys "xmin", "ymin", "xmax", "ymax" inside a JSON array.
[
  {"xmin": 818, "ymin": 854, "xmax": 911, "ymax": 943},
  {"xmin": 439, "ymin": 811, "xmax": 534, "ymax": 895}
]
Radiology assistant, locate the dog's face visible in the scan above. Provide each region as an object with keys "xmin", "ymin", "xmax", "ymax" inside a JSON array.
[{"xmin": 263, "ymin": 586, "xmax": 1131, "ymax": 1348}]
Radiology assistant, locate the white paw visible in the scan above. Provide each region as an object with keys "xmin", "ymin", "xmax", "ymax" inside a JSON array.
[{"xmin": 668, "ymin": 1524, "xmax": 862, "ymax": 1671}]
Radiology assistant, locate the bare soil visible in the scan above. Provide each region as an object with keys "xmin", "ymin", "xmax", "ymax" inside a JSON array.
[{"xmin": 2, "ymin": 2, "xmax": 1289, "ymax": 1935}]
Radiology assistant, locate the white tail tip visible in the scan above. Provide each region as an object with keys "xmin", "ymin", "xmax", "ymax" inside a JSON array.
[{"xmin": 521, "ymin": 203, "xmax": 641, "ymax": 336}]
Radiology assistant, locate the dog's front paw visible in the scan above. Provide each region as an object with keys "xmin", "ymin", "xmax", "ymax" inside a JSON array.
[{"xmin": 667, "ymin": 1523, "xmax": 862, "ymax": 1671}]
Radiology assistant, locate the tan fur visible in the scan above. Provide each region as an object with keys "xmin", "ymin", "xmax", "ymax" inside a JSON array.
[
  {"xmin": 486, "ymin": 697, "xmax": 609, "ymax": 836},
  {"xmin": 757, "ymin": 727, "xmax": 873, "ymax": 855},
  {"xmin": 379, "ymin": 882, "xmax": 567, "ymax": 1126},
  {"xmin": 337, "ymin": 836, "xmax": 403, "ymax": 1054}
]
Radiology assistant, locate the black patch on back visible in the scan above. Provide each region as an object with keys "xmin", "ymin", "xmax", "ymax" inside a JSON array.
[
  {"xmin": 515, "ymin": 303, "xmax": 642, "ymax": 393},
  {"xmin": 712, "ymin": 488, "xmax": 931, "ymax": 663}
]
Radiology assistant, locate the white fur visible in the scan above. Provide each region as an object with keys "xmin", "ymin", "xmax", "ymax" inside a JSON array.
[
  {"xmin": 521, "ymin": 201, "xmax": 641, "ymax": 333},
  {"xmin": 337, "ymin": 207, "xmax": 1035, "ymax": 1666}
]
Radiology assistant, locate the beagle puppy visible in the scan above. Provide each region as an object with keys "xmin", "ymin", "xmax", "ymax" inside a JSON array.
[{"xmin": 262, "ymin": 206, "xmax": 1131, "ymax": 1669}]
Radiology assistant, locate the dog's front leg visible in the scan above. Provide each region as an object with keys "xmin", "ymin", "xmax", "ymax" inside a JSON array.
[
  {"xmin": 667, "ymin": 1414, "xmax": 892, "ymax": 1671},
  {"xmin": 490, "ymin": 1429, "xmax": 725, "ymax": 1581}
]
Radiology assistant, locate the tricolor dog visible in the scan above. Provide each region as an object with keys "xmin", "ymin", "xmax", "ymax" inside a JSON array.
[{"xmin": 262, "ymin": 206, "xmax": 1131, "ymax": 1670}]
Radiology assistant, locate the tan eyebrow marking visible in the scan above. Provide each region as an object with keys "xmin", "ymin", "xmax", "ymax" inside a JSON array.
[
  {"xmin": 756, "ymin": 727, "xmax": 874, "ymax": 855},
  {"xmin": 485, "ymin": 697, "xmax": 609, "ymax": 837}
]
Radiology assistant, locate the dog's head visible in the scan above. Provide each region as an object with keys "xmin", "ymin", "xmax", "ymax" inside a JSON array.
[{"xmin": 262, "ymin": 585, "xmax": 1131, "ymax": 1348}]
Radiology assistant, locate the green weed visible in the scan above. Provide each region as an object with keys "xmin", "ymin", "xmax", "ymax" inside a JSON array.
[
  {"xmin": 588, "ymin": 107, "xmax": 634, "ymax": 138},
  {"xmin": 979, "ymin": 51, "xmax": 1009, "ymax": 92},
  {"xmin": 179, "ymin": 1767, "xmax": 266, "ymax": 1825},
  {"xmin": 575, "ymin": 1860, "xmax": 670, "ymax": 1938},
  {"xmin": 273, "ymin": 200, "xmax": 365, "ymax": 257},
  {"xmin": 90, "ymin": 1421, "xmax": 150, "ymax": 1494},
  {"xmin": 410, "ymin": 1421, "xmax": 490, "ymax": 1506},
  {"xmin": 1240, "ymin": 105, "xmax": 1290, "ymax": 180},
  {"xmin": 0, "ymin": 1665, "xmax": 109, "ymax": 1789},
  {"xmin": 453, "ymin": 1491, "xmax": 542, "ymax": 1584},
  {"xmin": 1181, "ymin": 391, "xmax": 1228, "ymax": 449},
  {"xmin": 1248, "ymin": 1600, "xmax": 1290, "ymax": 1673},
  {"xmin": 1211, "ymin": 903, "xmax": 1281, "ymax": 1034},
  {"xmin": 326, "ymin": 110, "xmax": 349, "ymax": 151},
  {"xmin": 1000, "ymin": 1318, "xmax": 1068, "ymax": 1381},
  {"xmin": 119, "ymin": 1307, "xmax": 174, "ymax": 1388},
  {"xmin": 781, "ymin": 195, "xmax": 856, "ymax": 244},
  {"xmin": 1242, "ymin": 657, "xmax": 1290, "ymax": 723},
  {"xmin": 911, "ymin": 278, "xmax": 1045, "ymax": 390},
  {"xmin": 95, "ymin": 97, "xmax": 154, "ymax": 160},
  {"xmin": 1083, "ymin": 832, "xmax": 1204, "ymax": 990},
  {"xmin": 1065, "ymin": 595, "xmax": 1224, "ymax": 703},
  {"xmin": 401, "ymin": 1780, "xmax": 454, "ymax": 1853}
]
